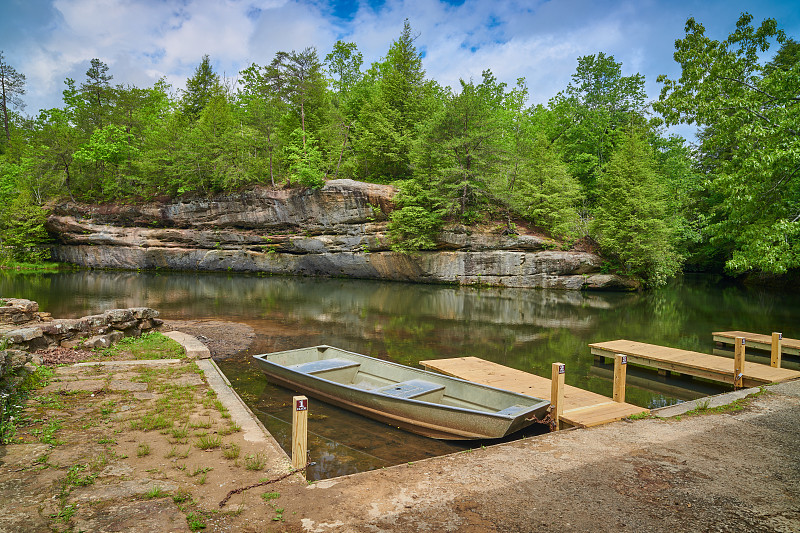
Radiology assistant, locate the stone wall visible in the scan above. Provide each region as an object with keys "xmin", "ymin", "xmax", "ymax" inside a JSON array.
[
  {"xmin": 0, "ymin": 298, "xmax": 163, "ymax": 352},
  {"xmin": 46, "ymin": 179, "xmax": 639, "ymax": 291}
]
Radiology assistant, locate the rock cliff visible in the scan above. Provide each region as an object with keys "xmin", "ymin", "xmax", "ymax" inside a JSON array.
[{"xmin": 46, "ymin": 179, "xmax": 637, "ymax": 290}]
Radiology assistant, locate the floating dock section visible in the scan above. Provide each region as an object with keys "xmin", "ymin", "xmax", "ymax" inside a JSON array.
[
  {"xmin": 419, "ymin": 357, "xmax": 648, "ymax": 429},
  {"xmin": 589, "ymin": 340, "xmax": 800, "ymax": 388},
  {"xmin": 713, "ymin": 331, "xmax": 800, "ymax": 357}
]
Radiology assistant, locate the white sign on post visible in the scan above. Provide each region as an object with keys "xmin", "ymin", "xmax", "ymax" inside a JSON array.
[{"xmin": 296, "ymin": 398, "xmax": 307, "ymax": 411}]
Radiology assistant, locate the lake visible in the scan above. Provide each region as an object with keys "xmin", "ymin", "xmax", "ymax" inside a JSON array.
[{"xmin": 3, "ymin": 270, "xmax": 798, "ymax": 479}]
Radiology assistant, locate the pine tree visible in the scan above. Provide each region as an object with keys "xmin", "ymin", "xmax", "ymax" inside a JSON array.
[
  {"xmin": 592, "ymin": 131, "xmax": 682, "ymax": 286},
  {"xmin": 182, "ymin": 55, "xmax": 221, "ymax": 119}
]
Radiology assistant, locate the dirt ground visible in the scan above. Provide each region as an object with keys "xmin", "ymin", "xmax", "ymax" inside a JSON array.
[{"xmin": 1, "ymin": 321, "xmax": 798, "ymax": 532}]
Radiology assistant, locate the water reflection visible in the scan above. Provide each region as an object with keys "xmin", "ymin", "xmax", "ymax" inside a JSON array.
[{"xmin": 4, "ymin": 270, "xmax": 799, "ymax": 478}]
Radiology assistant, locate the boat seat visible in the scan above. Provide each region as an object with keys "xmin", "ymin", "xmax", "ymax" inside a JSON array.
[
  {"xmin": 288, "ymin": 358, "xmax": 360, "ymax": 375},
  {"xmin": 377, "ymin": 379, "xmax": 445, "ymax": 400},
  {"xmin": 495, "ymin": 404, "xmax": 528, "ymax": 417}
]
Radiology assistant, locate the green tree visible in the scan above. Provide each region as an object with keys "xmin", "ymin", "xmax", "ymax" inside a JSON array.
[
  {"xmin": 424, "ymin": 73, "xmax": 505, "ymax": 222},
  {"xmin": 0, "ymin": 51, "xmax": 26, "ymax": 142},
  {"xmin": 239, "ymin": 62, "xmax": 290, "ymax": 187},
  {"xmin": 592, "ymin": 131, "xmax": 682, "ymax": 286},
  {"xmin": 547, "ymin": 53, "xmax": 647, "ymax": 196},
  {"xmin": 656, "ymin": 14, "xmax": 800, "ymax": 275},
  {"xmin": 354, "ymin": 20, "xmax": 432, "ymax": 181},
  {"xmin": 325, "ymin": 41, "xmax": 363, "ymax": 178},
  {"xmin": 265, "ymin": 48, "xmax": 328, "ymax": 155},
  {"xmin": 79, "ymin": 58, "xmax": 114, "ymax": 129},
  {"xmin": 0, "ymin": 190, "xmax": 50, "ymax": 263},
  {"xmin": 182, "ymin": 55, "xmax": 221, "ymax": 119}
]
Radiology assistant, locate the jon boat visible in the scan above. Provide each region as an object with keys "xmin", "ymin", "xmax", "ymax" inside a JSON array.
[{"xmin": 252, "ymin": 345, "xmax": 550, "ymax": 440}]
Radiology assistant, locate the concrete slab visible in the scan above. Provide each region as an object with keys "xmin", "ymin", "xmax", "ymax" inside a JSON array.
[
  {"xmin": 196, "ymin": 357, "xmax": 287, "ymax": 460},
  {"xmin": 49, "ymin": 379, "xmax": 106, "ymax": 393},
  {"xmin": 652, "ymin": 386, "xmax": 763, "ymax": 418},
  {"xmin": 767, "ymin": 378, "xmax": 800, "ymax": 398},
  {"xmin": 162, "ymin": 331, "xmax": 210, "ymax": 359},
  {"xmin": 108, "ymin": 380, "xmax": 148, "ymax": 392},
  {"xmin": 72, "ymin": 359, "xmax": 183, "ymax": 367}
]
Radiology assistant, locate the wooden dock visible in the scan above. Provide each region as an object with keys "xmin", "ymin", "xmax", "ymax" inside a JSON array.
[
  {"xmin": 589, "ymin": 340, "xmax": 800, "ymax": 388},
  {"xmin": 713, "ymin": 331, "xmax": 800, "ymax": 356},
  {"xmin": 419, "ymin": 357, "xmax": 648, "ymax": 429}
]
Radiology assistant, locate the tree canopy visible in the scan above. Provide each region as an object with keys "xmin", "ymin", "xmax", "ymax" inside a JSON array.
[{"xmin": 1, "ymin": 15, "xmax": 797, "ymax": 286}]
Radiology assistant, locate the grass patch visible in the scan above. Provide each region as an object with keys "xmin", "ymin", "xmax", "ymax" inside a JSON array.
[
  {"xmin": 170, "ymin": 424, "xmax": 190, "ymax": 440},
  {"xmin": 131, "ymin": 413, "xmax": 173, "ymax": 431},
  {"xmin": 34, "ymin": 419, "xmax": 64, "ymax": 445},
  {"xmin": 0, "ymin": 260, "xmax": 64, "ymax": 272},
  {"xmin": 189, "ymin": 417, "xmax": 213, "ymax": 429},
  {"xmin": 223, "ymin": 443, "xmax": 240, "ymax": 460},
  {"xmin": 244, "ymin": 452, "xmax": 267, "ymax": 471},
  {"xmin": 681, "ymin": 387, "xmax": 769, "ymax": 417},
  {"xmin": 137, "ymin": 443, "xmax": 151, "ymax": 457},
  {"xmin": 186, "ymin": 511, "xmax": 206, "ymax": 531},
  {"xmin": 1, "ymin": 366, "xmax": 54, "ymax": 444},
  {"xmin": 218, "ymin": 421, "xmax": 241, "ymax": 436},
  {"xmin": 190, "ymin": 466, "xmax": 213, "ymax": 477},
  {"xmin": 261, "ymin": 491, "xmax": 280, "ymax": 501},
  {"xmin": 195, "ymin": 435, "xmax": 222, "ymax": 450},
  {"xmin": 143, "ymin": 485, "xmax": 167, "ymax": 499},
  {"xmin": 66, "ymin": 464, "xmax": 97, "ymax": 486},
  {"xmin": 50, "ymin": 503, "xmax": 77, "ymax": 524},
  {"xmin": 99, "ymin": 331, "xmax": 185, "ymax": 360},
  {"xmin": 173, "ymin": 490, "xmax": 193, "ymax": 504}
]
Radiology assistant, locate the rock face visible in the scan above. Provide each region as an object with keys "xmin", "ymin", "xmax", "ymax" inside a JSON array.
[{"xmin": 46, "ymin": 179, "xmax": 638, "ymax": 291}]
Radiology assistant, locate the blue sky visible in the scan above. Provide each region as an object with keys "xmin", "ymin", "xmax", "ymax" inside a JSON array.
[{"xmin": 2, "ymin": 0, "xmax": 798, "ymax": 140}]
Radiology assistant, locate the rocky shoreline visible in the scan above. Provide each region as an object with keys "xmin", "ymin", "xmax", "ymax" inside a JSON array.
[{"xmin": 46, "ymin": 180, "xmax": 638, "ymax": 291}]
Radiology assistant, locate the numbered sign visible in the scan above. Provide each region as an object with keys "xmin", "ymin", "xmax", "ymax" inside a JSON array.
[
  {"xmin": 620, "ymin": 355, "xmax": 627, "ymax": 365},
  {"xmin": 779, "ymin": 333, "xmax": 783, "ymax": 340},
  {"xmin": 558, "ymin": 363, "xmax": 566, "ymax": 374},
  {"xmin": 295, "ymin": 398, "xmax": 307, "ymax": 411}
]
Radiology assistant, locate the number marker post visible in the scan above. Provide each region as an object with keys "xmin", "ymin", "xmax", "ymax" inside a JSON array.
[
  {"xmin": 292, "ymin": 396, "xmax": 308, "ymax": 470},
  {"xmin": 613, "ymin": 354, "xmax": 627, "ymax": 403},
  {"xmin": 550, "ymin": 362, "xmax": 565, "ymax": 430}
]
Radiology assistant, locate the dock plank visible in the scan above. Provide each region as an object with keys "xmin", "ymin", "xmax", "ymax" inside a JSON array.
[
  {"xmin": 589, "ymin": 340, "xmax": 800, "ymax": 387},
  {"xmin": 419, "ymin": 357, "xmax": 648, "ymax": 428},
  {"xmin": 713, "ymin": 331, "xmax": 800, "ymax": 356}
]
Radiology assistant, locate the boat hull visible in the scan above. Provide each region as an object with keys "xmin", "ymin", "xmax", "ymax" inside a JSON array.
[{"xmin": 253, "ymin": 346, "xmax": 550, "ymax": 440}]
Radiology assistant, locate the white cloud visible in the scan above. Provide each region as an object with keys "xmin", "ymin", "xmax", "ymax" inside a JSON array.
[{"xmin": 1, "ymin": 0, "xmax": 798, "ymax": 123}]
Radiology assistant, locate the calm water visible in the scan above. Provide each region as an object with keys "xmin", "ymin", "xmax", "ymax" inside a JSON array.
[{"xmin": 3, "ymin": 270, "xmax": 798, "ymax": 479}]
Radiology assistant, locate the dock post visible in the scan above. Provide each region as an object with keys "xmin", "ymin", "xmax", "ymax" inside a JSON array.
[
  {"xmin": 733, "ymin": 337, "xmax": 745, "ymax": 389},
  {"xmin": 771, "ymin": 332, "xmax": 783, "ymax": 369},
  {"xmin": 550, "ymin": 362, "xmax": 565, "ymax": 430},
  {"xmin": 292, "ymin": 396, "xmax": 308, "ymax": 470},
  {"xmin": 613, "ymin": 354, "xmax": 627, "ymax": 403}
]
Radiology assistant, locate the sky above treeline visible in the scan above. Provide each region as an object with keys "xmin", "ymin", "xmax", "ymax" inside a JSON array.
[{"xmin": 2, "ymin": 0, "xmax": 799, "ymax": 136}]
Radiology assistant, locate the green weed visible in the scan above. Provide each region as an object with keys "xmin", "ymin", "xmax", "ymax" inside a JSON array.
[{"xmin": 194, "ymin": 435, "xmax": 222, "ymax": 450}]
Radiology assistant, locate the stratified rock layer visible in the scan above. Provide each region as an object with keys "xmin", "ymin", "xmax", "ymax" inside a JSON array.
[{"xmin": 46, "ymin": 179, "xmax": 637, "ymax": 291}]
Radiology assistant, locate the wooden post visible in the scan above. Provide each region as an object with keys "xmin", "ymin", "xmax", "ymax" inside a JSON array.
[
  {"xmin": 613, "ymin": 354, "xmax": 627, "ymax": 403},
  {"xmin": 550, "ymin": 362, "xmax": 565, "ymax": 430},
  {"xmin": 292, "ymin": 395, "xmax": 308, "ymax": 470},
  {"xmin": 733, "ymin": 337, "xmax": 745, "ymax": 389},
  {"xmin": 771, "ymin": 332, "xmax": 783, "ymax": 369}
]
